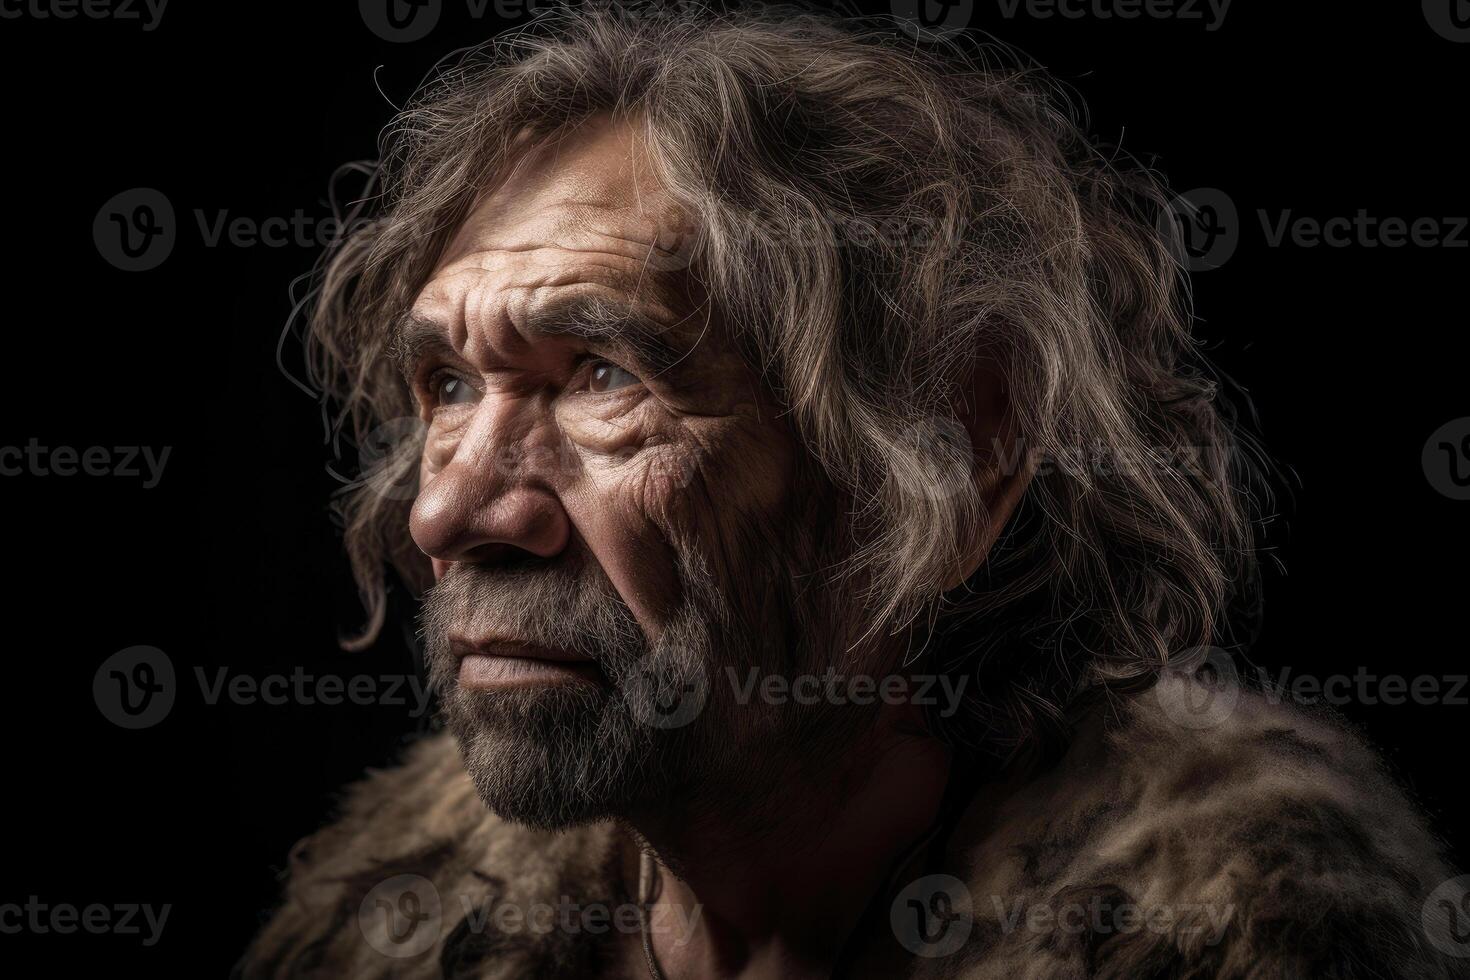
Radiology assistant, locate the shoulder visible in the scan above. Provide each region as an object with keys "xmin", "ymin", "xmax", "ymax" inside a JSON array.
[
  {"xmin": 237, "ymin": 732, "xmax": 624, "ymax": 979},
  {"xmin": 943, "ymin": 681, "xmax": 1466, "ymax": 978}
]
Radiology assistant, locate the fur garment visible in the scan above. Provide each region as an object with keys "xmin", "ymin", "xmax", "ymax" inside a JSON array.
[{"xmin": 238, "ymin": 683, "xmax": 1466, "ymax": 978}]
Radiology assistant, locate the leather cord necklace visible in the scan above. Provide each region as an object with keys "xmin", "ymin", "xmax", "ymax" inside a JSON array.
[
  {"xmin": 638, "ymin": 849, "xmax": 668, "ymax": 980},
  {"xmin": 635, "ymin": 811, "xmax": 953, "ymax": 980}
]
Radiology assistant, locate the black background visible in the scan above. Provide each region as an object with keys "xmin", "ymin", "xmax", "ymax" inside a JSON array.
[{"xmin": 2, "ymin": 0, "xmax": 1466, "ymax": 972}]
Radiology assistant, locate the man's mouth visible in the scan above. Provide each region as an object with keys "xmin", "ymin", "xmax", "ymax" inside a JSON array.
[{"xmin": 449, "ymin": 637, "xmax": 606, "ymax": 691}]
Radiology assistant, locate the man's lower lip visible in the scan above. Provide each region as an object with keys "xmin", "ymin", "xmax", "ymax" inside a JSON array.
[{"xmin": 457, "ymin": 654, "xmax": 603, "ymax": 690}]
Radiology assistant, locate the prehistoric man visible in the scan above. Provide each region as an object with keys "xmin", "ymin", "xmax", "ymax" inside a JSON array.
[{"xmin": 240, "ymin": 7, "xmax": 1464, "ymax": 977}]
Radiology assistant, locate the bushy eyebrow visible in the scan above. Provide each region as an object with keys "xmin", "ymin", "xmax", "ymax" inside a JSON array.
[
  {"xmin": 391, "ymin": 294, "xmax": 697, "ymax": 383},
  {"xmin": 523, "ymin": 294, "xmax": 691, "ymax": 375},
  {"xmin": 390, "ymin": 314, "xmax": 461, "ymax": 384}
]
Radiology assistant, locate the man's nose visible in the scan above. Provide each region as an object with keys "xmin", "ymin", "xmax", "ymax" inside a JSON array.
[{"xmin": 408, "ymin": 416, "xmax": 572, "ymax": 566}]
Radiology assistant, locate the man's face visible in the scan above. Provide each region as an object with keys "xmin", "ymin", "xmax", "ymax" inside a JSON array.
[{"xmin": 402, "ymin": 116, "xmax": 865, "ymax": 830}]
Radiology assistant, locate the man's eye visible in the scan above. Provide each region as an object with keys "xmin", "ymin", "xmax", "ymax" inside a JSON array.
[
  {"xmin": 436, "ymin": 376, "xmax": 477, "ymax": 406},
  {"xmin": 587, "ymin": 361, "xmax": 640, "ymax": 393}
]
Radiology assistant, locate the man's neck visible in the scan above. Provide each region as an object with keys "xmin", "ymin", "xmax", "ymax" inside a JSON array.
[{"xmin": 629, "ymin": 708, "xmax": 953, "ymax": 979}]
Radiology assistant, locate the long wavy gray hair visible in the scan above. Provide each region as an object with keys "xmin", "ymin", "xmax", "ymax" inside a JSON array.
[{"xmin": 295, "ymin": 1, "xmax": 1266, "ymax": 768}]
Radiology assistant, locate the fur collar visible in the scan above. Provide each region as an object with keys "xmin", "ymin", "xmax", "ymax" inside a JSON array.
[{"xmin": 239, "ymin": 684, "xmax": 1464, "ymax": 978}]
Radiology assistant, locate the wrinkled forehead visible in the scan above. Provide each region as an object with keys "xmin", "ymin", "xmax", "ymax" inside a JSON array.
[{"xmin": 432, "ymin": 114, "xmax": 694, "ymax": 281}]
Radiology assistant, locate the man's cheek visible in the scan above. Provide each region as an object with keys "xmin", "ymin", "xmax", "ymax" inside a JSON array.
[
  {"xmin": 577, "ymin": 441, "xmax": 706, "ymax": 537},
  {"xmin": 589, "ymin": 422, "xmax": 801, "ymax": 581},
  {"xmin": 561, "ymin": 406, "xmax": 701, "ymax": 513},
  {"xmin": 562, "ymin": 454, "xmax": 686, "ymax": 637}
]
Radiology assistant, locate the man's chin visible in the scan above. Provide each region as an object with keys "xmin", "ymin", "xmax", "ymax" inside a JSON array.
[{"xmin": 440, "ymin": 685, "xmax": 663, "ymax": 831}]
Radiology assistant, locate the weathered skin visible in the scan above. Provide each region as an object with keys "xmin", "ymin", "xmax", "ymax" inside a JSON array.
[{"xmin": 406, "ymin": 116, "xmax": 799, "ymax": 641}]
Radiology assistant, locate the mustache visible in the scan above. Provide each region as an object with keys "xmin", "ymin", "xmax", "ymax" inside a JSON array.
[{"xmin": 419, "ymin": 558, "xmax": 646, "ymax": 663}]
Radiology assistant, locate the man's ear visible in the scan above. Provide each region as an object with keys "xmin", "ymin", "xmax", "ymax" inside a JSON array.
[{"xmin": 943, "ymin": 357, "xmax": 1034, "ymax": 591}]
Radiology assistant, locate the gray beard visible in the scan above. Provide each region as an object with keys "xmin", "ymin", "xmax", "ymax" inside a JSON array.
[{"xmin": 420, "ymin": 539, "xmax": 872, "ymax": 835}]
